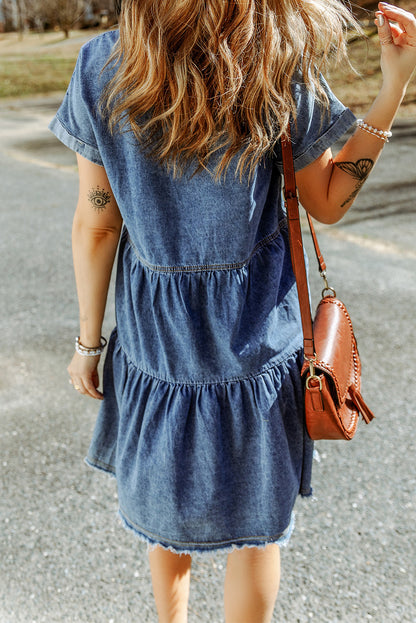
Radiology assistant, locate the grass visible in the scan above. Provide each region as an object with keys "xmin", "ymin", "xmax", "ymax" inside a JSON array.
[
  {"xmin": 0, "ymin": 56, "xmax": 77, "ymax": 98},
  {"xmin": 0, "ymin": 29, "xmax": 96, "ymax": 98}
]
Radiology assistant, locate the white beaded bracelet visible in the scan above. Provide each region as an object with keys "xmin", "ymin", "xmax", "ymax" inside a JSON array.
[
  {"xmin": 356, "ymin": 119, "xmax": 392, "ymax": 143},
  {"xmin": 75, "ymin": 336, "xmax": 107, "ymax": 357}
]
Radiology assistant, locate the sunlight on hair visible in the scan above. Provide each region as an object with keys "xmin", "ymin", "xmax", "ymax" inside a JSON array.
[{"xmin": 101, "ymin": 0, "xmax": 362, "ymax": 181}]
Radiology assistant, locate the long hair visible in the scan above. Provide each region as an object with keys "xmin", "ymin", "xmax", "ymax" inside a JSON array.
[{"xmin": 102, "ymin": 0, "xmax": 360, "ymax": 180}]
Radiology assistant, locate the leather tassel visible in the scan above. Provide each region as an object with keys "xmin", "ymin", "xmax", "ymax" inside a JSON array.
[{"xmin": 349, "ymin": 386, "xmax": 375, "ymax": 424}]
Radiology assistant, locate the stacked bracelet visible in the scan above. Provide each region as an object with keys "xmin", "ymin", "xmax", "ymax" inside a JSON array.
[
  {"xmin": 356, "ymin": 119, "xmax": 392, "ymax": 143},
  {"xmin": 75, "ymin": 336, "xmax": 107, "ymax": 357}
]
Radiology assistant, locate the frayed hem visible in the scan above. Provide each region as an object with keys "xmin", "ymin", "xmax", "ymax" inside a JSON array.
[
  {"xmin": 117, "ymin": 508, "xmax": 295, "ymax": 557},
  {"xmin": 84, "ymin": 458, "xmax": 298, "ymax": 554},
  {"xmin": 300, "ymin": 488, "xmax": 314, "ymax": 498},
  {"xmin": 299, "ymin": 490, "xmax": 319, "ymax": 503}
]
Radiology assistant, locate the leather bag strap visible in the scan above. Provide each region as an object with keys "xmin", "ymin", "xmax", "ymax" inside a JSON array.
[
  {"xmin": 280, "ymin": 131, "xmax": 323, "ymax": 360},
  {"xmin": 306, "ymin": 212, "xmax": 326, "ymax": 274}
]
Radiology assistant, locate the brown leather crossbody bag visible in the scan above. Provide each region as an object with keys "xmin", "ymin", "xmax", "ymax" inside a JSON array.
[{"xmin": 281, "ymin": 134, "xmax": 375, "ymax": 440}]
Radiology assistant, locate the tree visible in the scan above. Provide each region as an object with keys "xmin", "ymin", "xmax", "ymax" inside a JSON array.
[
  {"xmin": 47, "ymin": 0, "xmax": 85, "ymax": 38},
  {"xmin": 0, "ymin": 0, "xmax": 18, "ymax": 32},
  {"xmin": 0, "ymin": 0, "xmax": 84, "ymax": 35}
]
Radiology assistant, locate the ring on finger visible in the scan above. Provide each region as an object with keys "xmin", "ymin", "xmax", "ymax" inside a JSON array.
[{"xmin": 380, "ymin": 37, "xmax": 394, "ymax": 45}]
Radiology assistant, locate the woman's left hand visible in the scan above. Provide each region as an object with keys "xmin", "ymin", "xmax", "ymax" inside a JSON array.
[{"xmin": 376, "ymin": 2, "xmax": 416, "ymax": 89}]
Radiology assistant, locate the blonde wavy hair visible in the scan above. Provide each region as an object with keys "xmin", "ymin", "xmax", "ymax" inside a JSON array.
[{"xmin": 102, "ymin": 0, "xmax": 360, "ymax": 179}]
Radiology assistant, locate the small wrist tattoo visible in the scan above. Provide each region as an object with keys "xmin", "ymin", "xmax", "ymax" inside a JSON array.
[{"xmin": 88, "ymin": 186, "xmax": 112, "ymax": 211}]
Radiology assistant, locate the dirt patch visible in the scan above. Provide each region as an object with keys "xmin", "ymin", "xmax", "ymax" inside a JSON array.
[{"xmin": 0, "ymin": 29, "xmax": 101, "ymax": 58}]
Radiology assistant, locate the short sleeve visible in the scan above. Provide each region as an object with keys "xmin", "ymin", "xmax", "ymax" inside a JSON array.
[
  {"xmin": 48, "ymin": 46, "xmax": 104, "ymax": 166},
  {"xmin": 274, "ymin": 74, "xmax": 356, "ymax": 173}
]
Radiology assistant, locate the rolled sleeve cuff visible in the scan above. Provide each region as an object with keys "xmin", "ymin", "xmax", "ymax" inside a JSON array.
[
  {"xmin": 275, "ymin": 108, "xmax": 357, "ymax": 174},
  {"xmin": 49, "ymin": 116, "xmax": 104, "ymax": 167}
]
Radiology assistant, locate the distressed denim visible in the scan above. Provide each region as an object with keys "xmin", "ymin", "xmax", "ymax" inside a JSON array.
[{"xmin": 49, "ymin": 31, "xmax": 356, "ymax": 554}]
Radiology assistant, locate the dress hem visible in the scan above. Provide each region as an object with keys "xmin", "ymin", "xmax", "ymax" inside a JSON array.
[
  {"xmin": 117, "ymin": 508, "xmax": 296, "ymax": 556},
  {"xmin": 85, "ymin": 454, "xmax": 305, "ymax": 556}
]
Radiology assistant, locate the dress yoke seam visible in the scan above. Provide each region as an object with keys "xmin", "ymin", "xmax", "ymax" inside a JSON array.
[{"xmin": 124, "ymin": 217, "xmax": 288, "ymax": 274}]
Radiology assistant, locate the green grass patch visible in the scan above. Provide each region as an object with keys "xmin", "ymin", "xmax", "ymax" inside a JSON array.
[{"xmin": 0, "ymin": 56, "xmax": 76, "ymax": 98}]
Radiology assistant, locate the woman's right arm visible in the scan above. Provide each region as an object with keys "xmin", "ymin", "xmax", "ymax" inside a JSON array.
[
  {"xmin": 67, "ymin": 154, "xmax": 123, "ymax": 399},
  {"xmin": 296, "ymin": 2, "xmax": 416, "ymax": 225}
]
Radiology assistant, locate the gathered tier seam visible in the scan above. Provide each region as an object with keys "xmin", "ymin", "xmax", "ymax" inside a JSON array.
[
  {"xmin": 116, "ymin": 338, "xmax": 302, "ymax": 388},
  {"xmin": 124, "ymin": 217, "xmax": 288, "ymax": 274}
]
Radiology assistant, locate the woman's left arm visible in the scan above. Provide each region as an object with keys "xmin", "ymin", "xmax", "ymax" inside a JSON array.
[
  {"xmin": 296, "ymin": 3, "xmax": 416, "ymax": 224},
  {"xmin": 67, "ymin": 154, "xmax": 123, "ymax": 399}
]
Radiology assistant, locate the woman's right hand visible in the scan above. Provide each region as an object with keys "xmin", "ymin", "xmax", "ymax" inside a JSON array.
[
  {"xmin": 375, "ymin": 2, "xmax": 416, "ymax": 90},
  {"xmin": 68, "ymin": 352, "xmax": 104, "ymax": 400}
]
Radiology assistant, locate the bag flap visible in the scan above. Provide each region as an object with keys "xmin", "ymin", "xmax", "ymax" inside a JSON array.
[{"xmin": 304, "ymin": 297, "xmax": 358, "ymax": 405}]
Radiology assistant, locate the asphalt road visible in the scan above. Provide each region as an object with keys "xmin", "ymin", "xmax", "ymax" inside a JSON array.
[{"xmin": 0, "ymin": 96, "xmax": 415, "ymax": 623}]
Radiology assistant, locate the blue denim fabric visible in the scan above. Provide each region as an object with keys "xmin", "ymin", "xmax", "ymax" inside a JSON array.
[{"xmin": 50, "ymin": 31, "xmax": 356, "ymax": 554}]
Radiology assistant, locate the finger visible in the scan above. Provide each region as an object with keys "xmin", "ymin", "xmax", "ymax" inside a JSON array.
[
  {"xmin": 69, "ymin": 377, "xmax": 80, "ymax": 390},
  {"xmin": 84, "ymin": 379, "xmax": 104, "ymax": 400},
  {"xmin": 71, "ymin": 378, "xmax": 87, "ymax": 395},
  {"xmin": 378, "ymin": 3, "xmax": 416, "ymax": 36},
  {"xmin": 375, "ymin": 12, "xmax": 394, "ymax": 46},
  {"xmin": 389, "ymin": 23, "xmax": 406, "ymax": 42}
]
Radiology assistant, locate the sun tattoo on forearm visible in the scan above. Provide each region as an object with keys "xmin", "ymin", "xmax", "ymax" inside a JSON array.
[
  {"xmin": 88, "ymin": 186, "xmax": 112, "ymax": 212},
  {"xmin": 335, "ymin": 158, "xmax": 374, "ymax": 208}
]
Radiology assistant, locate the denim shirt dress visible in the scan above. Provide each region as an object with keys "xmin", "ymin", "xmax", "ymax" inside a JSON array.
[{"xmin": 50, "ymin": 31, "xmax": 356, "ymax": 555}]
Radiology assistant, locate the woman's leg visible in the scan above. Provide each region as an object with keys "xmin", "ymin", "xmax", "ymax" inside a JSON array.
[
  {"xmin": 148, "ymin": 546, "xmax": 192, "ymax": 623},
  {"xmin": 224, "ymin": 544, "xmax": 280, "ymax": 623}
]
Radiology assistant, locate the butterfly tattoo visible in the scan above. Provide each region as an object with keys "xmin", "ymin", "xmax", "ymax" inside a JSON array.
[{"xmin": 335, "ymin": 158, "xmax": 374, "ymax": 208}]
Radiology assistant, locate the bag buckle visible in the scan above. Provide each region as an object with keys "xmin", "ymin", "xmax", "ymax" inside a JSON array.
[{"xmin": 305, "ymin": 357, "xmax": 322, "ymax": 391}]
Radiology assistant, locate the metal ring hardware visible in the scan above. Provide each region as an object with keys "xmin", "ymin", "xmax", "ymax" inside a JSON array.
[
  {"xmin": 306, "ymin": 374, "xmax": 323, "ymax": 391},
  {"xmin": 305, "ymin": 356, "xmax": 323, "ymax": 391},
  {"xmin": 320, "ymin": 270, "xmax": 336, "ymax": 298},
  {"xmin": 322, "ymin": 286, "xmax": 337, "ymax": 298}
]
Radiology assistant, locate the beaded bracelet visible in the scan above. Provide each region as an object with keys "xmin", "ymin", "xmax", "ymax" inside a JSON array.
[
  {"xmin": 356, "ymin": 119, "xmax": 392, "ymax": 143},
  {"xmin": 75, "ymin": 336, "xmax": 107, "ymax": 357}
]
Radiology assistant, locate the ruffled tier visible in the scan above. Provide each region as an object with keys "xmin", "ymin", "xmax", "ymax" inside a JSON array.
[
  {"xmin": 116, "ymin": 226, "xmax": 305, "ymax": 385},
  {"xmin": 86, "ymin": 333, "xmax": 313, "ymax": 554}
]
